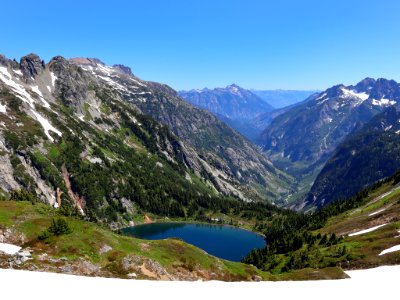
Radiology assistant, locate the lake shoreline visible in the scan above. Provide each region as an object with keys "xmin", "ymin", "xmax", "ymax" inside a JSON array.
[
  {"xmin": 119, "ymin": 219, "xmax": 266, "ymax": 239},
  {"xmin": 121, "ymin": 222, "xmax": 266, "ymax": 262}
]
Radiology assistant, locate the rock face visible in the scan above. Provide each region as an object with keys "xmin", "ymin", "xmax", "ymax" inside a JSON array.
[
  {"xmin": 20, "ymin": 53, "xmax": 45, "ymax": 80},
  {"xmin": 113, "ymin": 64, "xmax": 133, "ymax": 76}
]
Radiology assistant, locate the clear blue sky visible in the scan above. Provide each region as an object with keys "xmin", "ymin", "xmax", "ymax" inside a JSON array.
[{"xmin": 1, "ymin": 0, "xmax": 400, "ymax": 90}]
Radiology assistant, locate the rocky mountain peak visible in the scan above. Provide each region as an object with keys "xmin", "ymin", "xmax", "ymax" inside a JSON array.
[
  {"xmin": 226, "ymin": 83, "xmax": 242, "ymax": 94},
  {"xmin": 112, "ymin": 64, "xmax": 133, "ymax": 76},
  {"xmin": 353, "ymin": 77, "xmax": 376, "ymax": 92},
  {"xmin": 0, "ymin": 54, "xmax": 10, "ymax": 66},
  {"xmin": 19, "ymin": 53, "xmax": 45, "ymax": 80}
]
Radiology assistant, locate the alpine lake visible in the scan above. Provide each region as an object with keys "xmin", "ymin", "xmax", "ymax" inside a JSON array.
[{"xmin": 122, "ymin": 222, "xmax": 266, "ymax": 262}]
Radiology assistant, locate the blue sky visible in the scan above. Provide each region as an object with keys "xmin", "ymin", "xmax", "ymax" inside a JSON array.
[{"xmin": 1, "ymin": 0, "xmax": 400, "ymax": 90}]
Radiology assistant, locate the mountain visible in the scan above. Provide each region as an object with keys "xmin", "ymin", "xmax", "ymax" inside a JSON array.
[
  {"xmin": 259, "ymin": 78, "xmax": 400, "ymax": 178},
  {"xmin": 252, "ymin": 96, "xmax": 317, "ymax": 134},
  {"xmin": 70, "ymin": 60, "xmax": 293, "ymax": 202},
  {"xmin": 251, "ymin": 89, "xmax": 319, "ymax": 109},
  {"xmin": 258, "ymin": 78, "xmax": 400, "ymax": 205},
  {"xmin": 303, "ymin": 106, "xmax": 400, "ymax": 209},
  {"xmin": 179, "ymin": 84, "xmax": 274, "ymax": 141},
  {"xmin": 0, "ymin": 53, "xmax": 292, "ymax": 227}
]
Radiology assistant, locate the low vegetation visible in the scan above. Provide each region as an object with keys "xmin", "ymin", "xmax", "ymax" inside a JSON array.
[{"xmin": 243, "ymin": 171, "xmax": 400, "ymax": 274}]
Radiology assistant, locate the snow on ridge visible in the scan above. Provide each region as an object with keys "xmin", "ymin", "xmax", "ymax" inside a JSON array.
[
  {"xmin": 50, "ymin": 72, "xmax": 57, "ymax": 87},
  {"xmin": 0, "ymin": 243, "xmax": 21, "ymax": 255},
  {"xmin": 31, "ymin": 86, "xmax": 51, "ymax": 108},
  {"xmin": 0, "ymin": 103, "xmax": 6, "ymax": 113},
  {"xmin": 0, "ymin": 66, "xmax": 35, "ymax": 108},
  {"xmin": 340, "ymin": 88, "xmax": 369, "ymax": 102},
  {"xmin": 31, "ymin": 85, "xmax": 43, "ymax": 98},
  {"xmin": 129, "ymin": 77, "xmax": 146, "ymax": 87},
  {"xmin": 131, "ymin": 91, "xmax": 152, "ymax": 95},
  {"xmin": 348, "ymin": 223, "xmax": 387, "ymax": 236},
  {"xmin": 96, "ymin": 75, "xmax": 128, "ymax": 92},
  {"xmin": 31, "ymin": 110, "xmax": 62, "ymax": 142},
  {"xmin": 97, "ymin": 64, "xmax": 114, "ymax": 75},
  {"xmin": 379, "ymin": 244, "xmax": 400, "ymax": 256},
  {"xmin": 316, "ymin": 92, "xmax": 327, "ymax": 101},
  {"xmin": 371, "ymin": 98, "xmax": 397, "ymax": 106}
]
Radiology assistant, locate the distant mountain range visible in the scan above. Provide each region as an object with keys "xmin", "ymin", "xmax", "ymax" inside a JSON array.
[
  {"xmin": 179, "ymin": 85, "xmax": 274, "ymax": 140},
  {"xmin": 251, "ymin": 89, "xmax": 319, "ymax": 108}
]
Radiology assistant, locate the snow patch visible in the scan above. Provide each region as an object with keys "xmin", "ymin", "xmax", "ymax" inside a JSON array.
[
  {"xmin": 0, "ymin": 243, "xmax": 21, "ymax": 255},
  {"xmin": 368, "ymin": 208, "xmax": 386, "ymax": 216},
  {"xmin": 340, "ymin": 88, "xmax": 369, "ymax": 103},
  {"xmin": 97, "ymin": 64, "xmax": 114, "ymax": 75},
  {"xmin": 316, "ymin": 92, "xmax": 327, "ymax": 100},
  {"xmin": 96, "ymin": 75, "xmax": 128, "ymax": 92},
  {"xmin": 31, "ymin": 86, "xmax": 51, "ymax": 108},
  {"xmin": 31, "ymin": 110, "xmax": 62, "ymax": 142},
  {"xmin": 31, "ymin": 85, "xmax": 43, "ymax": 98},
  {"xmin": 50, "ymin": 72, "xmax": 57, "ymax": 87},
  {"xmin": 13, "ymin": 69, "xmax": 23, "ymax": 76},
  {"xmin": 0, "ymin": 103, "xmax": 6, "ymax": 113},
  {"xmin": 0, "ymin": 66, "xmax": 35, "ymax": 108},
  {"xmin": 129, "ymin": 77, "xmax": 147, "ymax": 87},
  {"xmin": 384, "ymin": 125, "xmax": 393, "ymax": 131},
  {"xmin": 371, "ymin": 98, "xmax": 397, "ymax": 106},
  {"xmin": 379, "ymin": 244, "xmax": 400, "ymax": 256},
  {"xmin": 349, "ymin": 223, "xmax": 387, "ymax": 236},
  {"xmin": 131, "ymin": 91, "xmax": 152, "ymax": 95}
]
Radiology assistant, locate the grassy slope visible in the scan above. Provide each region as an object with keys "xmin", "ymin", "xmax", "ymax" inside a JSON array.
[
  {"xmin": 0, "ymin": 200, "xmax": 351, "ymax": 281},
  {"xmin": 0, "ymin": 201, "xmax": 272, "ymax": 281},
  {"xmin": 319, "ymin": 183, "xmax": 400, "ymax": 269}
]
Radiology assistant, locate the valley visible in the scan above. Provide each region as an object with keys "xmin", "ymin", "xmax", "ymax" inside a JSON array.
[{"xmin": 1, "ymin": 53, "xmax": 400, "ymax": 282}]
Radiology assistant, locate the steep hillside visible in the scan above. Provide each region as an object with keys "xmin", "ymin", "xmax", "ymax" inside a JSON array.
[
  {"xmin": 179, "ymin": 84, "xmax": 274, "ymax": 141},
  {"xmin": 243, "ymin": 172, "xmax": 400, "ymax": 274},
  {"xmin": 258, "ymin": 78, "xmax": 400, "ymax": 203},
  {"xmin": 0, "ymin": 53, "xmax": 293, "ymax": 229},
  {"xmin": 304, "ymin": 106, "xmax": 400, "ymax": 209},
  {"xmin": 69, "ymin": 59, "xmax": 293, "ymax": 203}
]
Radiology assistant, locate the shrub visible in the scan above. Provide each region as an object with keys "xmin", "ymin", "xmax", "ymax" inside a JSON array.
[
  {"xmin": 48, "ymin": 218, "xmax": 72, "ymax": 235},
  {"xmin": 38, "ymin": 218, "xmax": 72, "ymax": 240},
  {"xmin": 10, "ymin": 189, "xmax": 37, "ymax": 203}
]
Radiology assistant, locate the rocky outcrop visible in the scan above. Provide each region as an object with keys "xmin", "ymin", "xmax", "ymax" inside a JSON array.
[
  {"xmin": 113, "ymin": 64, "xmax": 133, "ymax": 76},
  {"xmin": 20, "ymin": 53, "xmax": 45, "ymax": 81}
]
